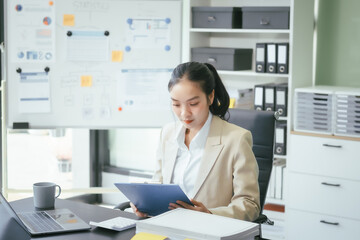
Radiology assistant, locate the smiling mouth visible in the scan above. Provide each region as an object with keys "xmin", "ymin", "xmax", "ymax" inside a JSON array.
[{"xmin": 184, "ymin": 120, "xmax": 193, "ymax": 124}]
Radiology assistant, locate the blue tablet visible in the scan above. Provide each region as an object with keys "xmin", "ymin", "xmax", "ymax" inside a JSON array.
[{"xmin": 114, "ymin": 183, "xmax": 193, "ymax": 216}]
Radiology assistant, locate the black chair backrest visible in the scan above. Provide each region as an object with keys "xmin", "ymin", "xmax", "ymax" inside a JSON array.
[{"xmin": 227, "ymin": 109, "xmax": 276, "ymax": 212}]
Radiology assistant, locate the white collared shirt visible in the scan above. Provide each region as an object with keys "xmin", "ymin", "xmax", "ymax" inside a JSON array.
[{"xmin": 171, "ymin": 112, "xmax": 213, "ymax": 198}]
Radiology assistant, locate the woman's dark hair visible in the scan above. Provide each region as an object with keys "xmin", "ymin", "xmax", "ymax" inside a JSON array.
[{"xmin": 168, "ymin": 62, "xmax": 229, "ymax": 120}]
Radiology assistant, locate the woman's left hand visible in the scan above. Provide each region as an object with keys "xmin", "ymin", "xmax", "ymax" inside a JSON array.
[{"xmin": 169, "ymin": 199, "xmax": 212, "ymax": 214}]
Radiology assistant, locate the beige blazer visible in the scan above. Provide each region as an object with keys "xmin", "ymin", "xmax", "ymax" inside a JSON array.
[{"xmin": 153, "ymin": 116, "xmax": 260, "ymax": 221}]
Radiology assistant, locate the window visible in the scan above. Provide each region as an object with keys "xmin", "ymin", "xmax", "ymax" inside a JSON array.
[
  {"xmin": 6, "ymin": 129, "xmax": 90, "ymax": 201},
  {"xmin": 108, "ymin": 128, "xmax": 161, "ymax": 173}
]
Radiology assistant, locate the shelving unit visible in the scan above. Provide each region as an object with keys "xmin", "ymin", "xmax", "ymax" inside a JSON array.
[
  {"xmin": 217, "ymin": 70, "xmax": 289, "ymax": 78},
  {"xmin": 190, "ymin": 28, "xmax": 290, "ymax": 34},
  {"xmin": 182, "ymin": 0, "xmax": 297, "ymax": 208},
  {"xmin": 285, "ymin": 1, "xmax": 360, "ymax": 239}
]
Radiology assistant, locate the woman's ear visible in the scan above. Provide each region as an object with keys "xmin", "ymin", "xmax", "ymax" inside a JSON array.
[{"xmin": 208, "ymin": 89, "xmax": 215, "ymax": 105}]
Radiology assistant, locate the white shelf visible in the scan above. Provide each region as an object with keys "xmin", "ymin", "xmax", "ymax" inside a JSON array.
[
  {"xmin": 274, "ymin": 155, "xmax": 287, "ymax": 159},
  {"xmin": 266, "ymin": 197, "xmax": 285, "ymax": 205},
  {"xmin": 217, "ymin": 70, "xmax": 289, "ymax": 78},
  {"xmin": 190, "ymin": 28, "xmax": 290, "ymax": 34},
  {"xmin": 278, "ymin": 116, "xmax": 288, "ymax": 121}
]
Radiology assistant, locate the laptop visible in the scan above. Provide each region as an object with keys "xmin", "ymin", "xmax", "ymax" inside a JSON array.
[{"xmin": 0, "ymin": 192, "xmax": 91, "ymax": 236}]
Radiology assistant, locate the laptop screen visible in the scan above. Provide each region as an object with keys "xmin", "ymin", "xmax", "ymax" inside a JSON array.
[
  {"xmin": 0, "ymin": 193, "xmax": 31, "ymax": 232},
  {"xmin": 0, "ymin": 193, "xmax": 32, "ymax": 238}
]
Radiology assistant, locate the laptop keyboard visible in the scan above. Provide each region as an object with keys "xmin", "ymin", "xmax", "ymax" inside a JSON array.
[{"xmin": 19, "ymin": 211, "xmax": 64, "ymax": 233}]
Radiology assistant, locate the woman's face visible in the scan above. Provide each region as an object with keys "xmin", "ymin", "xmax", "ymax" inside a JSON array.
[{"xmin": 170, "ymin": 77, "xmax": 214, "ymax": 133}]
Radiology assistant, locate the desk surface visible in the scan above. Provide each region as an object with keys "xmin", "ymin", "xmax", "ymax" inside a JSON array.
[{"xmin": 0, "ymin": 197, "xmax": 139, "ymax": 240}]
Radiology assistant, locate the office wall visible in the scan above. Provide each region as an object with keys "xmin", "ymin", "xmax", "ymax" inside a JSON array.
[{"xmin": 315, "ymin": 0, "xmax": 360, "ymax": 87}]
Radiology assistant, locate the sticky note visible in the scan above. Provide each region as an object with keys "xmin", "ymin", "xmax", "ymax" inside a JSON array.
[
  {"xmin": 131, "ymin": 232, "xmax": 169, "ymax": 240},
  {"xmin": 66, "ymin": 219, "xmax": 78, "ymax": 223},
  {"xmin": 229, "ymin": 98, "xmax": 236, "ymax": 108},
  {"xmin": 63, "ymin": 14, "xmax": 75, "ymax": 26},
  {"xmin": 81, "ymin": 76, "xmax": 93, "ymax": 87},
  {"xmin": 112, "ymin": 50, "xmax": 123, "ymax": 62}
]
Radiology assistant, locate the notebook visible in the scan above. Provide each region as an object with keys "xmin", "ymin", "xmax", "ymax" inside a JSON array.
[
  {"xmin": 0, "ymin": 192, "xmax": 90, "ymax": 236},
  {"xmin": 114, "ymin": 183, "xmax": 193, "ymax": 216}
]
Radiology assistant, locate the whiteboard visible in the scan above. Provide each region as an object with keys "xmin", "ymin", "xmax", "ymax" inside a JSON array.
[{"xmin": 4, "ymin": 0, "xmax": 181, "ymax": 129}]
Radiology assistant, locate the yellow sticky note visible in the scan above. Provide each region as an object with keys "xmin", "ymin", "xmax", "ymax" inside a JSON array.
[
  {"xmin": 112, "ymin": 50, "xmax": 123, "ymax": 62},
  {"xmin": 63, "ymin": 14, "xmax": 75, "ymax": 26},
  {"xmin": 66, "ymin": 219, "xmax": 78, "ymax": 224},
  {"xmin": 229, "ymin": 98, "xmax": 236, "ymax": 108},
  {"xmin": 131, "ymin": 232, "xmax": 169, "ymax": 240},
  {"xmin": 81, "ymin": 76, "xmax": 93, "ymax": 87}
]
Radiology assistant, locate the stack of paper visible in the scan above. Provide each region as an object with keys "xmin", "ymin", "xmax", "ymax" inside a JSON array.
[
  {"xmin": 136, "ymin": 208, "xmax": 259, "ymax": 240},
  {"xmin": 294, "ymin": 86, "xmax": 334, "ymax": 134},
  {"xmin": 334, "ymin": 89, "xmax": 360, "ymax": 137}
]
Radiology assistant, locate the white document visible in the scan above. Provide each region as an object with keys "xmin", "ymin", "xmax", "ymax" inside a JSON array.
[
  {"xmin": 117, "ymin": 69, "xmax": 171, "ymax": 111},
  {"xmin": 66, "ymin": 30, "xmax": 109, "ymax": 61},
  {"xmin": 9, "ymin": 0, "xmax": 56, "ymax": 63},
  {"xmin": 126, "ymin": 18, "xmax": 171, "ymax": 50},
  {"xmin": 18, "ymin": 71, "xmax": 51, "ymax": 113}
]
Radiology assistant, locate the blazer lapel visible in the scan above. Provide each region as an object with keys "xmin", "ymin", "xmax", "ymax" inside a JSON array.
[
  {"xmin": 162, "ymin": 139, "xmax": 178, "ymax": 184},
  {"xmin": 193, "ymin": 117, "xmax": 224, "ymax": 197}
]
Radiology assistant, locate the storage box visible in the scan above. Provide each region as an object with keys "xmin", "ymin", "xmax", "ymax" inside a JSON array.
[
  {"xmin": 242, "ymin": 7, "xmax": 290, "ymax": 29},
  {"xmin": 192, "ymin": 7, "xmax": 242, "ymax": 28},
  {"xmin": 191, "ymin": 47, "xmax": 252, "ymax": 71}
]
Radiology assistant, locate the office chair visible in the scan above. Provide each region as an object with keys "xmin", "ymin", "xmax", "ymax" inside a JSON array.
[
  {"xmin": 115, "ymin": 109, "xmax": 277, "ymax": 237},
  {"xmin": 227, "ymin": 108, "xmax": 277, "ymax": 239}
]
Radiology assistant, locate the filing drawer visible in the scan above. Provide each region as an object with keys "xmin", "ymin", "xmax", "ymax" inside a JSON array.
[
  {"xmin": 191, "ymin": 47, "xmax": 252, "ymax": 71},
  {"xmin": 242, "ymin": 7, "xmax": 290, "ymax": 29},
  {"xmin": 288, "ymin": 134, "xmax": 360, "ymax": 180},
  {"xmin": 286, "ymin": 209, "xmax": 360, "ymax": 240},
  {"xmin": 287, "ymin": 172, "xmax": 360, "ymax": 219},
  {"xmin": 192, "ymin": 7, "xmax": 242, "ymax": 29}
]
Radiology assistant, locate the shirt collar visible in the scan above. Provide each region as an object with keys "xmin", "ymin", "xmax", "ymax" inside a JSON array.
[{"xmin": 176, "ymin": 112, "xmax": 213, "ymax": 150}]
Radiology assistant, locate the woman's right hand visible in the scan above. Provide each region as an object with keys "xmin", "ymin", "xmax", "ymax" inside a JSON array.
[{"xmin": 130, "ymin": 202, "xmax": 148, "ymax": 218}]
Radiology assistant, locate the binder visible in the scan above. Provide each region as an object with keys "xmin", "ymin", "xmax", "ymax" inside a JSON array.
[
  {"xmin": 275, "ymin": 160, "xmax": 286, "ymax": 199},
  {"xmin": 266, "ymin": 43, "xmax": 277, "ymax": 73},
  {"xmin": 277, "ymin": 43, "xmax": 289, "ymax": 74},
  {"xmin": 255, "ymin": 43, "xmax": 267, "ymax": 73},
  {"xmin": 254, "ymin": 84, "xmax": 265, "ymax": 110},
  {"xmin": 267, "ymin": 167, "xmax": 275, "ymax": 198},
  {"xmin": 275, "ymin": 83, "xmax": 288, "ymax": 116},
  {"xmin": 274, "ymin": 121, "xmax": 287, "ymax": 155},
  {"xmin": 114, "ymin": 183, "xmax": 192, "ymax": 216},
  {"xmin": 264, "ymin": 84, "xmax": 276, "ymax": 111}
]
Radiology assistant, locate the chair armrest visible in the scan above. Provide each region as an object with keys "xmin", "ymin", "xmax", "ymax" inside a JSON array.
[
  {"xmin": 253, "ymin": 213, "xmax": 274, "ymax": 225},
  {"xmin": 114, "ymin": 201, "xmax": 131, "ymax": 211}
]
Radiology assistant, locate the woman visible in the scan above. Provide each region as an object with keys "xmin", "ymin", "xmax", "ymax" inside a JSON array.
[{"xmin": 133, "ymin": 62, "xmax": 260, "ymax": 221}]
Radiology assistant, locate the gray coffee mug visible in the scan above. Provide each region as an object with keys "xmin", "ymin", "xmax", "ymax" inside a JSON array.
[{"xmin": 33, "ymin": 182, "xmax": 61, "ymax": 209}]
